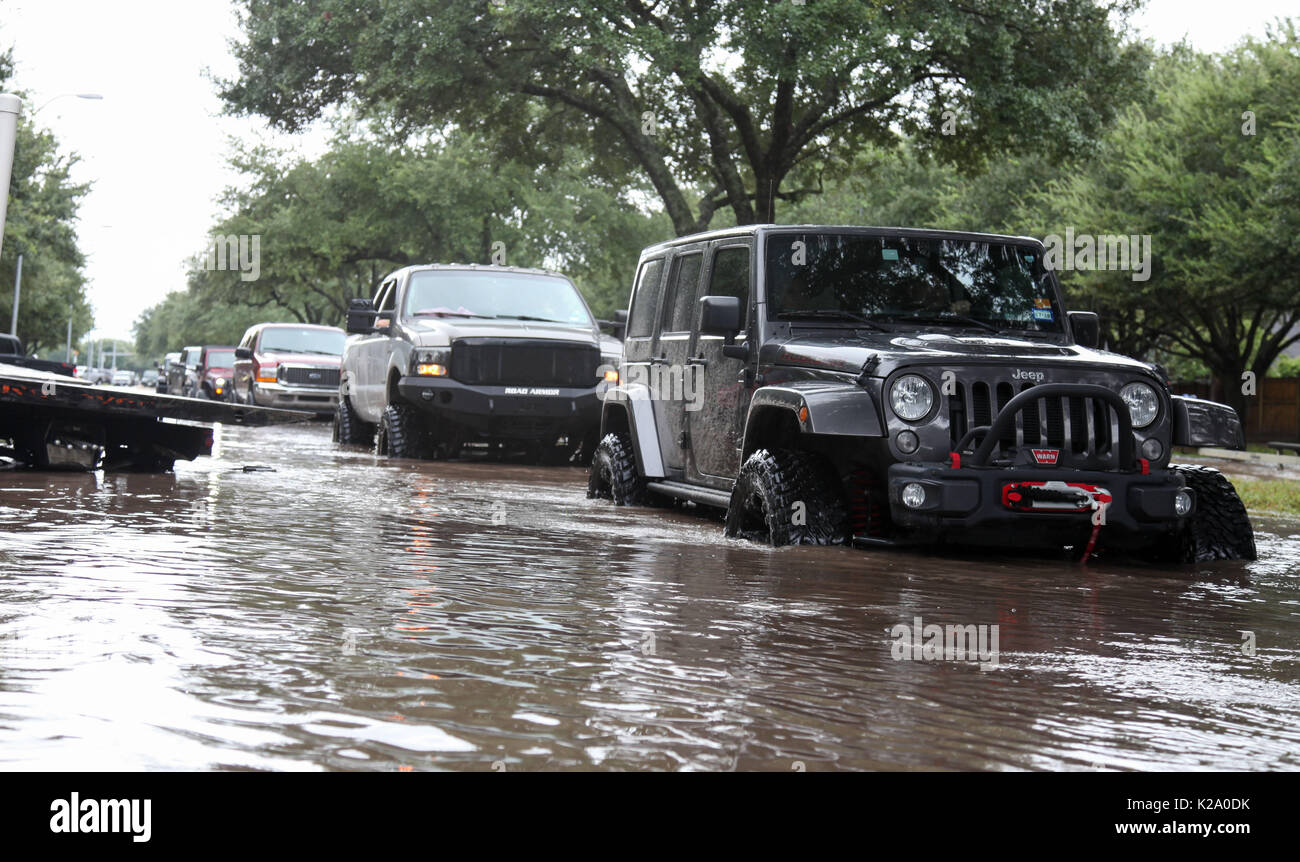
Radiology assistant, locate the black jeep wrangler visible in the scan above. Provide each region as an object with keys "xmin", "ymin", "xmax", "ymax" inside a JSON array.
[
  {"xmin": 336, "ymin": 264, "xmax": 619, "ymax": 461},
  {"xmin": 587, "ymin": 226, "xmax": 1255, "ymax": 562}
]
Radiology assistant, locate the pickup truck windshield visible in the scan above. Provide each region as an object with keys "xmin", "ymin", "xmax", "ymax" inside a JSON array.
[
  {"xmin": 405, "ymin": 271, "xmax": 592, "ymax": 326},
  {"xmin": 259, "ymin": 328, "xmax": 345, "ymax": 355},
  {"xmin": 765, "ymin": 232, "xmax": 1063, "ymax": 333}
]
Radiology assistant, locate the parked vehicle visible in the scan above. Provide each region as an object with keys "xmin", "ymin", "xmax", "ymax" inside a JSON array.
[
  {"xmin": 167, "ymin": 346, "xmax": 202, "ymax": 396},
  {"xmin": 336, "ymin": 264, "xmax": 617, "ymax": 461},
  {"xmin": 232, "ymin": 323, "xmax": 345, "ymax": 414},
  {"xmin": 0, "ymin": 334, "xmax": 76, "ymax": 377},
  {"xmin": 141, "ymin": 369, "xmax": 160, "ymax": 387},
  {"xmin": 111, "ymin": 369, "xmax": 135, "ymax": 386},
  {"xmin": 587, "ymin": 225, "xmax": 1255, "ymax": 563},
  {"xmin": 192, "ymin": 346, "xmax": 237, "ymax": 400},
  {"xmin": 157, "ymin": 353, "xmax": 180, "ymax": 393}
]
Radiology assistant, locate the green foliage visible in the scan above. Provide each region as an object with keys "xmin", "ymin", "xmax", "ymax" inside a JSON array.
[
  {"xmin": 0, "ymin": 48, "xmax": 94, "ymax": 354},
  {"xmin": 1046, "ymin": 24, "xmax": 1300, "ymax": 416},
  {"xmin": 221, "ymin": 0, "xmax": 1147, "ymax": 235}
]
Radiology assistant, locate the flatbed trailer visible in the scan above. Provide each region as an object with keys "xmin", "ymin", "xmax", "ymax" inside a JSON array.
[{"xmin": 0, "ymin": 362, "xmax": 313, "ymax": 472}]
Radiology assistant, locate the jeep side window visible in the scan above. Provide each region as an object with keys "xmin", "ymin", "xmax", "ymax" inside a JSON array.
[
  {"xmin": 662, "ymin": 251, "xmax": 704, "ymax": 333},
  {"xmin": 705, "ymin": 246, "xmax": 750, "ymax": 329},
  {"xmin": 627, "ymin": 258, "xmax": 666, "ymax": 339},
  {"xmin": 374, "ymin": 281, "xmax": 395, "ymax": 313}
]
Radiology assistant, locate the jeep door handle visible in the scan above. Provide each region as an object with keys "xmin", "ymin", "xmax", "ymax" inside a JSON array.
[
  {"xmin": 686, "ymin": 357, "xmax": 708, "ymax": 367},
  {"xmin": 650, "ymin": 356, "xmax": 670, "ymax": 365}
]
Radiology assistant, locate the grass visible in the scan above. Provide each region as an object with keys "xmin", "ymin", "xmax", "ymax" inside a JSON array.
[{"xmin": 1229, "ymin": 477, "xmax": 1300, "ymax": 517}]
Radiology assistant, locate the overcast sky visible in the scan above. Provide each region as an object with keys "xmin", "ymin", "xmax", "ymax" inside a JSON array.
[{"xmin": 1, "ymin": 0, "xmax": 1296, "ymax": 342}]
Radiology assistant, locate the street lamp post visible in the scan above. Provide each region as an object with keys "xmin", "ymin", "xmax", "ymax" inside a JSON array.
[
  {"xmin": 0, "ymin": 93, "xmax": 20, "ymax": 275},
  {"xmin": 2, "ymin": 92, "xmax": 101, "ymax": 342}
]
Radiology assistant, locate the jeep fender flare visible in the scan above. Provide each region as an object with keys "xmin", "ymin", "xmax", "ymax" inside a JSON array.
[
  {"xmin": 598, "ymin": 383, "xmax": 665, "ymax": 478},
  {"xmin": 742, "ymin": 382, "xmax": 884, "ymax": 458}
]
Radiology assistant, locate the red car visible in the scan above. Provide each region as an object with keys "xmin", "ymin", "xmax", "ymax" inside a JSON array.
[{"xmin": 232, "ymin": 323, "xmax": 345, "ymax": 415}]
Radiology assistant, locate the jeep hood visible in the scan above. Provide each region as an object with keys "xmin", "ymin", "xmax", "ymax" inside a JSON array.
[{"xmin": 766, "ymin": 330, "xmax": 1157, "ymax": 378}]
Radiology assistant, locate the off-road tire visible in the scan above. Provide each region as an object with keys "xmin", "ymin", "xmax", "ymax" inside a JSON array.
[
  {"xmin": 586, "ymin": 432, "xmax": 647, "ymax": 504},
  {"xmin": 725, "ymin": 448, "xmax": 848, "ymax": 546},
  {"xmin": 376, "ymin": 401, "xmax": 430, "ymax": 459},
  {"xmin": 1152, "ymin": 464, "xmax": 1257, "ymax": 562},
  {"xmin": 333, "ymin": 393, "xmax": 374, "ymax": 446}
]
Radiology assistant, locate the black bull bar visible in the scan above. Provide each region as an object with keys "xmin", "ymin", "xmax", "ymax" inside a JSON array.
[{"xmin": 950, "ymin": 383, "xmax": 1137, "ymax": 469}]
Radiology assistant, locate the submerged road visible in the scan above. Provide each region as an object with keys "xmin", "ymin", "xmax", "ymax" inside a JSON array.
[{"xmin": 1, "ymin": 422, "xmax": 1297, "ymax": 770}]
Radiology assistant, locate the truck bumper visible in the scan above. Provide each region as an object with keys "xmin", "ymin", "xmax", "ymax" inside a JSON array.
[
  {"xmin": 886, "ymin": 461, "xmax": 1193, "ymax": 549},
  {"xmin": 397, "ymin": 375, "xmax": 601, "ymax": 441},
  {"xmin": 252, "ymin": 382, "xmax": 338, "ymax": 413}
]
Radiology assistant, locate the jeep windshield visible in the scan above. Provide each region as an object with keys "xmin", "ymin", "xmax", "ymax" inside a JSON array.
[
  {"xmin": 765, "ymin": 232, "xmax": 1064, "ymax": 335},
  {"xmin": 405, "ymin": 271, "xmax": 593, "ymax": 326}
]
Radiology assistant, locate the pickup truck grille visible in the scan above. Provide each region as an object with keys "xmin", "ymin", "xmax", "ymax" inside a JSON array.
[
  {"xmin": 280, "ymin": 366, "xmax": 340, "ymax": 387},
  {"xmin": 948, "ymin": 379, "xmax": 1117, "ymax": 458},
  {"xmin": 451, "ymin": 339, "xmax": 599, "ymax": 388}
]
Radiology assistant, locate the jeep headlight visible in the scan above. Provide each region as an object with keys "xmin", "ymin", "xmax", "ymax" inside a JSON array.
[
  {"xmin": 1120, "ymin": 381, "xmax": 1159, "ymax": 428},
  {"xmin": 890, "ymin": 374, "xmax": 935, "ymax": 422}
]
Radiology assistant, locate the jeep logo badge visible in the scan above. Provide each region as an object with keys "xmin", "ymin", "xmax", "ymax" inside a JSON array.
[
  {"xmin": 1032, "ymin": 448, "xmax": 1060, "ymax": 465},
  {"xmin": 1012, "ymin": 369, "xmax": 1045, "ymax": 382},
  {"xmin": 309, "ymin": 372, "xmax": 321, "ymax": 380}
]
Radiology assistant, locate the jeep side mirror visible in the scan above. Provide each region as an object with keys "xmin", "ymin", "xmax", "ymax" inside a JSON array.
[
  {"xmin": 699, "ymin": 295, "xmax": 741, "ymax": 337},
  {"xmin": 235, "ymin": 347, "xmax": 253, "ymax": 360},
  {"xmin": 1068, "ymin": 311, "xmax": 1100, "ymax": 348},
  {"xmin": 346, "ymin": 298, "xmax": 377, "ymax": 334}
]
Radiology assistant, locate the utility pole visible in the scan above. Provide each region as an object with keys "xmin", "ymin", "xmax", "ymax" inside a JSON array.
[
  {"xmin": 0, "ymin": 94, "xmax": 19, "ymax": 279},
  {"xmin": 9, "ymin": 253, "xmax": 21, "ymax": 336},
  {"xmin": 65, "ymin": 308, "xmax": 72, "ymax": 362}
]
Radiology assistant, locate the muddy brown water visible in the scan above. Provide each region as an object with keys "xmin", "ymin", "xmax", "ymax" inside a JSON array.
[{"xmin": 1, "ymin": 422, "xmax": 1297, "ymax": 771}]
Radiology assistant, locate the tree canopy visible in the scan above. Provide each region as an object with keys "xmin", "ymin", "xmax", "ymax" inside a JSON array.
[{"xmin": 220, "ymin": 0, "xmax": 1148, "ymax": 235}]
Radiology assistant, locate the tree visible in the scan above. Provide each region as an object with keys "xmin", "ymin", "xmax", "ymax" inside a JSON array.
[
  {"xmin": 1049, "ymin": 27, "xmax": 1300, "ymax": 422},
  {"xmin": 220, "ymin": 0, "xmax": 1148, "ymax": 236},
  {"xmin": 0, "ymin": 48, "xmax": 94, "ymax": 354}
]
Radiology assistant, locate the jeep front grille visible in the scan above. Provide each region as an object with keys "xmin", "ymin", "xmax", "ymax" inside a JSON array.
[
  {"xmin": 451, "ymin": 339, "xmax": 599, "ymax": 388},
  {"xmin": 948, "ymin": 379, "xmax": 1117, "ymax": 460},
  {"xmin": 280, "ymin": 365, "xmax": 340, "ymax": 387}
]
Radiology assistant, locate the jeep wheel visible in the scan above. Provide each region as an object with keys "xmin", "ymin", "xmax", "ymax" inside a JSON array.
[
  {"xmin": 1150, "ymin": 464, "xmax": 1257, "ymax": 562},
  {"xmin": 376, "ymin": 402, "xmax": 430, "ymax": 459},
  {"xmin": 586, "ymin": 433, "xmax": 647, "ymax": 504},
  {"xmin": 333, "ymin": 394, "xmax": 374, "ymax": 446},
  {"xmin": 725, "ymin": 449, "xmax": 848, "ymax": 546}
]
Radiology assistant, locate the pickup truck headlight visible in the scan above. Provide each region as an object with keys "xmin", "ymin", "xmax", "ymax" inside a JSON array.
[
  {"xmin": 890, "ymin": 374, "xmax": 935, "ymax": 422},
  {"xmin": 1120, "ymin": 381, "xmax": 1159, "ymax": 428},
  {"xmin": 413, "ymin": 349, "xmax": 449, "ymax": 376}
]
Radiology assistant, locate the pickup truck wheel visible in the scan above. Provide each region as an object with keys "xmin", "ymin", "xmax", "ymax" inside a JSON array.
[
  {"xmin": 587, "ymin": 432, "xmax": 647, "ymax": 504},
  {"xmin": 725, "ymin": 449, "xmax": 848, "ymax": 546},
  {"xmin": 333, "ymin": 394, "xmax": 373, "ymax": 445},
  {"xmin": 376, "ymin": 402, "xmax": 430, "ymax": 459},
  {"xmin": 1151, "ymin": 464, "xmax": 1257, "ymax": 562}
]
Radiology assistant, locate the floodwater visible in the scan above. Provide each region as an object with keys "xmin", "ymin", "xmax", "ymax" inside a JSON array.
[{"xmin": 1, "ymin": 422, "xmax": 1297, "ymax": 771}]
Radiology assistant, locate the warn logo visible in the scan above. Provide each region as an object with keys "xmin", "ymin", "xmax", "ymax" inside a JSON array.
[{"xmin": 1031, "ymin": 449, "xmax": 1060, "ymax": 465}]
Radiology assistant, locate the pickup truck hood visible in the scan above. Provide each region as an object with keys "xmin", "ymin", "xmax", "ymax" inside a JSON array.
[
  {"xmin": 255, "ymin": 351, "xmax": 341, "ymax": 367},
  {"xmin": 765, "ymin": 330, "xmax": 1157, "ymax": 377},
  {"xmin": 405, "ymin": 317, "xmax": 600, "ymax": 346}
]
